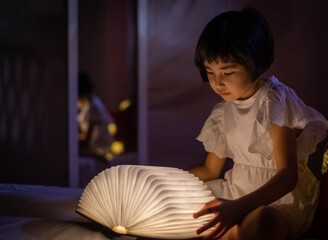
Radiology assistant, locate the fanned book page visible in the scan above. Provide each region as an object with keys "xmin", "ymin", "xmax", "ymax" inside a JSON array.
[{"xmin": 77, "ymin": 165, "xmax": 215, "ymax": 239}]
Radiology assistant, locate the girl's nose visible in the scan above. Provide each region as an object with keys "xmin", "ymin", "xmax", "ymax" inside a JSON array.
[{"xmin": 215, "ymin": 76, "xmax": 224, "ymax": 86}]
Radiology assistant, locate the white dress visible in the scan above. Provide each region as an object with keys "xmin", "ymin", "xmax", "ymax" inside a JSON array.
[{"xmin": 197, "ymin": 76, "xmax": 328, "ymax": 238}]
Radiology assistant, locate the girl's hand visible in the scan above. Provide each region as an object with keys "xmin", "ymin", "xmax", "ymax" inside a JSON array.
[{"xmin": 193, "ymin": 198, "xmax": 244, "ymax": 240}]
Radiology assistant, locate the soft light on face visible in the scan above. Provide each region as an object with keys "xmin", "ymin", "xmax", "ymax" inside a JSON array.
[{"xmin": 204, "ymin": 60, "xmax": 258, "ymax": 101}]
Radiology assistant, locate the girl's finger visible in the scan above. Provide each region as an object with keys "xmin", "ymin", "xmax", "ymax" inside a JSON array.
[
  {"xmin": 196, "ymin": 215, "xmax": 221, "ymax": 234},
  {"xmin": 194, "ymin": 205, "xmax": 218, "ymax": 218},
  {"xmin": 205, "ymin": 198, "xmax": 220, "ymax": 206},
  {"xmin": 212, "ymin": 226, "xmax": 228, "ymax": 240},
  {"xmin": 202, "ymin": 223, "xmax": 225, "ymax": 240}
]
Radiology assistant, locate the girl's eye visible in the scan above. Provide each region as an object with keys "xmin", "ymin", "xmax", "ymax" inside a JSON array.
[
  {"xmin": 224, "ymin": 72, "xmax": 234, "ymax": 76},
  {"xmin": 206, "ymin": 72, "xmax": 214, "ymax": 75}
]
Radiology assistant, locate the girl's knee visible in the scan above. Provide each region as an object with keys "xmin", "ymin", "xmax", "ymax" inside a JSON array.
[
  {"xmin": 256, "ymin": 206, "xmax": 283, "ymax": 222},
  {"xmin": 238, "ymin": 206, "xmax": 290, "ymax": 240}
]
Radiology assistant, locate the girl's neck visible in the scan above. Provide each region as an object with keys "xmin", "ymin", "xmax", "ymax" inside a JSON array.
[{"xmin": 238, "ymin": 77, "xmax": 266, "ymax": 101}]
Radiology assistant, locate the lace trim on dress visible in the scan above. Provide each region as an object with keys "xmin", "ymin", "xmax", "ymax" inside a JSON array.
[
  {"xmin": 249, "ymin": 78, "xmax": 328, "ymax": 163},
  {"xmin": 197, "ymin": 102, "xmax": 233, "ymax": 159}
]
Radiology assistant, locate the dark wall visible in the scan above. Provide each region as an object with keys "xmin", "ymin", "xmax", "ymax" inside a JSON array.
[
  {"xmin": 79, "ymin": 0, "xmax": 138, "ymax": 153},
  {"xmin": 252, "ymin": 0, "xmax": 328, "ymax": 115},
  {"xmin": 79, "ymin": 0, "xmax": 137, "ymax": 111},
  {"xmin": 0, "ymin": 0, "xmax": 69, "ymax": 186}
]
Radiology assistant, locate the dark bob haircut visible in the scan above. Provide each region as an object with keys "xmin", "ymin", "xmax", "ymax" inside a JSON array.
[{"xmin": 194, "ymin": 7, "xmax": 274, "ymax": 82}]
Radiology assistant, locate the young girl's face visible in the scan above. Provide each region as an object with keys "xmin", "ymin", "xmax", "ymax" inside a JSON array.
[{"xmin": 204, "ymin": 60, "xmax": 259, "ymax": 101}]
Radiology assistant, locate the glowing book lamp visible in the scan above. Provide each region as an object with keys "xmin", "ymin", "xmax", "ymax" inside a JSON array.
[{"xmin": 76, "ymin": 165, "xmax": 215, "ymax": 239}]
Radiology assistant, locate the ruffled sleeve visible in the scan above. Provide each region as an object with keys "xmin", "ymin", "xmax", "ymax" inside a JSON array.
[
  {"xmin": 249, "ymin": 77, "xmax": 328, "ymax": 164},
  {"xmin": 197, "ymin": 102, "xmax": 232, "ymax": 159}
]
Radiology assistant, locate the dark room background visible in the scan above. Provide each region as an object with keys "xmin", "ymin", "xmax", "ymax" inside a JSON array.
[{"xmin": 1, "ymin": 0, "xmax": 328, "ymax": 187}]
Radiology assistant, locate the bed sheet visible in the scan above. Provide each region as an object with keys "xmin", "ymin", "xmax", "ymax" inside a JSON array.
[{"xmin": 0, "ymin": 183, "xmax": 136, "ymax": 240}]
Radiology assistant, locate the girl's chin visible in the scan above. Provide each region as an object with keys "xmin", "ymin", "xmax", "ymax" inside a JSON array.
[{"xmin": 219, "ymin": 94, "xmax": 235, "ymax": 101}]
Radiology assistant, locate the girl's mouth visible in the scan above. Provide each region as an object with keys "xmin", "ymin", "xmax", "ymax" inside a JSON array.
[{"xmin": 219, "ymin": 92, "xmax": 230, "ymax": 96}]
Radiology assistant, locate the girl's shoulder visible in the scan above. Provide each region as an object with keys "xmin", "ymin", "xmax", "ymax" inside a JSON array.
[
  {"xmin": 261, "ymin": 75, "xmax": 300, "ymax": 104},
  {"xmin": 258, "ymin": 76, "xmax": 327, "ymax": 130},
  {"xmin": 203, "ymin": 102, "xmax": 225, "ymax": 125},
  {"xmin": 263, "ymin": 75, "xmax": 288, "ymax": 93},
  {"xmin": 251, "ymin": 76, "xmax": 328, "ymax": 161}
]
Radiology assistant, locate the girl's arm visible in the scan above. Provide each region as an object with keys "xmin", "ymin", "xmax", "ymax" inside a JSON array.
[
  {"xmin": 237, "ymin": 124, "xmax": 298, "ymax": 211},
  {"xmin": 189, "ymin": 152, "xmax": 226, "ymax": 181},
  {"xmin": 194, "ymin": 124, "xmax": 299, "ymax": 238}
]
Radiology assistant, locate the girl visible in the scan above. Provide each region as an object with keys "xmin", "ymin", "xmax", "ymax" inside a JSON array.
[{"xmin": 190, "ymin": 7, "xmax": 328, "ymax": 240}]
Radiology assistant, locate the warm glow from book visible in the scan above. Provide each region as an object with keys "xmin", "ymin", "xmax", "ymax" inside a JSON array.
[
  {"xmin": 112, "ymin": 225, "xmax": 128, "ymax": 234},
  {"xmin": 77, "ymin": 165, "xmax": 215, "ymax": 239}
]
